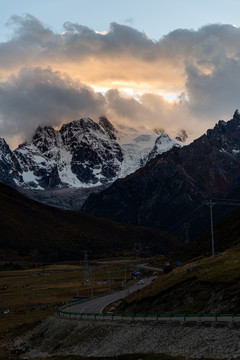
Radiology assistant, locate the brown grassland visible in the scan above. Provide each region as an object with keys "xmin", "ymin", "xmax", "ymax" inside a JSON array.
[{"xmin": 0, "ymin": 258, "xmax": 140, "ymax": 359}]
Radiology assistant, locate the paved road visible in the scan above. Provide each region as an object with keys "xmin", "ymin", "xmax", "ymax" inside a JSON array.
[
  {"xmin": 62, "ymin": 275, "xmax": 240, "ymax": 323},
  {"xmin": 139, "ymin": 264, "xmax": 163, "ymax": 272},
  {"xmin": 65, "ymin": 276, "xmax": 156, "ymax": 314}
]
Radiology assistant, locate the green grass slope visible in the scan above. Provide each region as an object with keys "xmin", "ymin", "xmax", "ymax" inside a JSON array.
[{"xmin": 0, "ymin": 183, "xmax": 178, "ymax": 262}]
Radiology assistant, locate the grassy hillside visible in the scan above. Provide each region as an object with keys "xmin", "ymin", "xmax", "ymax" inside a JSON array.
[
  {"xmin": 118, "ymin": 244, "xmax": 240, "ymax": 314},
  {"xmin": 115, "ymin": 205, "xmax": 240, "ymax": 314},
  {"xmin": 0, "ymin": 183, "xmax": 178, "ymax": 262}
]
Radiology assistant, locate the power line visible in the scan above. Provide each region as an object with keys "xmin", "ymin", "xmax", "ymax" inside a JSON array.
[{"xmin": 211, "ymin": 197, "xmax": 240, "ymax": 203}]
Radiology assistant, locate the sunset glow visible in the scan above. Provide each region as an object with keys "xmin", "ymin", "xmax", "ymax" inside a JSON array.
[{"xmin": 0, "ymin": 2, "xmax": 240, "ymax": 148}]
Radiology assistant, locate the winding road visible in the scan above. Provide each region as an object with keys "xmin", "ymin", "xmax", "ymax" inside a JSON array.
[
  {"xmin": 61, "ymin": 275, "xmax": 240, "ymax": 323},
  {"xmin": 64, "ymin": 276, "xmax": 156, "ymax": 314}
]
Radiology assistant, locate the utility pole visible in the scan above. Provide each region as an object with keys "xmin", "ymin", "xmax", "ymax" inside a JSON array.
[
  {"xmin": 89, "ymin": 268, "xmax": 94, "ymax": 297},
  {"xmin": 206, "ymin": 200, "xmax": 215, "ymax": 257},
  {"xmin": 83, "ymin": 250, "xmax": 89, "ymax": 285},
  {"xmin": 108, "ymin": 271, "xmax": 111, "ymax": 293},
  {"xmin": 205, "ymin": 198, "xmax": 240, "ymax": 257},
  {"xmin": 134, "ymin": 243, "xmax": 142, "ymax": 269}
]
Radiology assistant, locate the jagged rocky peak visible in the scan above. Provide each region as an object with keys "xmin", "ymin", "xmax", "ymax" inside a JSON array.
[
  {"xmin": 60, "ymin": 118, "xmax": 106, "ymax": 148},
  {"xmin": 146, "ymin": 132, "xmax": 181, "ymax": 162},
  {"xmin": 31, "ymin": 125, "xmax": 62, "ymax": 153},
  {"xmin": 33, "ymin": 125, "xmax": 55, "ymax": 138},
  {"xmin": 233, "ymin": 109, "xmax": 240, "ymax": 121},
  {"xmin": 60, "ymin": 118, "xmax": 103, "ymax": 136},
  {"xmin": 206, "ymin": 110, "xmax": 240, "ymax": 140},
  {"xmin": 175, "ymin": 129, "xmax": 188, "ymax": 142},
  {"xmin": 156, "ymin": 132, "xmax": 181, "ymax": 150},
  {"xmin": 0, "ymin": 137, "xmax": 11, "ymax": 154},
  {"xmin": 0, "ymin": 114, "xmax": 190, "ymax": 190},
  {"xmin": 153, "ymin": 128, "xmax": 164, "ymax": 135},
  {"xmin": 0, "ymin": 138, "xmax": 23, "ymax": 186},
  {"xmin": 99, "ymin": 116, "xmax": 117, "ymax": 140},
  {"xmin": 59, "ymin": 117, "xmax": 123, "ymax": 185}
]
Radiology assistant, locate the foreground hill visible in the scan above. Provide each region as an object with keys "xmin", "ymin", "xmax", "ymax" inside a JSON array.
[
  {"xmin": 117, "ymin": 205, "xmax": 240, "ymax": 314},
  {"xmin": 83, "ymin": 110, "xmax": 240, "ymax": 237},
  {"xmin": 0, "ymin": 183, "xmax": 178, "ymax": 262},
  {"xmin": 118, "ymin": 244, "xmax": 240, "ymax": 314}
]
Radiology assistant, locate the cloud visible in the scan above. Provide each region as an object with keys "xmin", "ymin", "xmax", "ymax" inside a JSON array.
[
  {"xmin": 105, "ymin": 89, "xmax": 203, "ymax": 141},
  {"xmin": 186, "ymin": 58, "xmax": 240, "ymax": 120},
  {"xmin": 0, "ymin": 14, "xmax": 184, "ymax": 91},
  {"xmin": 0, "ymin": 67, "xmax": 105, "ymax": 146},
  {"xmin": 1, "ymin": 15, "xmax": 240, "ymax": 147},
  {"xmin": 2, "ymin": 15, "xmax": 240, "ymax": 88},
  {"xmin": 124, "ymin": 18, "xmax": 134, "ymax": 26},
  {"xmin": 0, "ymin": 67, "xmax": 201, "ymax": 149}
]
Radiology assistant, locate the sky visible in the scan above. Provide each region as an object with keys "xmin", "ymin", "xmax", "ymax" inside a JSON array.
[{"xmin": 1, "ymin": 0, "xmax": 240, "ymax": 148}]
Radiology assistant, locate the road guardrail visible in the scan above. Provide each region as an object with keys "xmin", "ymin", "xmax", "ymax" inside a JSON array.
[{"xmin": 57, "ymin": 301, "xmax": 240, "ymax": 323}]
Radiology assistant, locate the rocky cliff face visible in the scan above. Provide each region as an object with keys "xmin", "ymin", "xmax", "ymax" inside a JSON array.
[
  {"xmin": 83, "ymin": 110, "xmax": 240, "ymax": 236},
  {"xmin": 0, "ymin": 138, "xmax": 23, "ymax": 186},
  {"xmin": 0, "ymin": 117, "xmax": 181, "ymax": 190}
]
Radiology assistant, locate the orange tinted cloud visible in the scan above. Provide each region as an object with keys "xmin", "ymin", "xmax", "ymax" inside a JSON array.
[{"xmin": 1, "ymin": 16, "xmax": 240, "ymax": 145}]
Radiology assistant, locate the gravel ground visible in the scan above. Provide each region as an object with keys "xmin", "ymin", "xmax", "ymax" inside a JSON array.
[{"xmin": 14, "ymin": 315, "xmax": 240, "ymax": 359}]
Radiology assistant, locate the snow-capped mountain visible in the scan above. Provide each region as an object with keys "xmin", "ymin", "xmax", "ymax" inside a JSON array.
[
  {"xmin": 83, "ymin": 110, "xmax": 240, "ymax": 238},
  {"xmin": 0, "ymin": 117, "xmax": 182, "ymax": 190},
  {"xmin": 146, "ymin": 132, "xmax": 181, "ymax": 163},
  {"xmin": 0, "ymin": 138, "xmax": 23, "ymax": 186},
  {"xmin": 112, "ymin": 123, "xmax": 181, "ymax": 177}
]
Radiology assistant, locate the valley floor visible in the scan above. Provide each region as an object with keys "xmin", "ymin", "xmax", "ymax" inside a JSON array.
[{"xmin": 13, "ymin": 315, "xmax": 240, "ymax": 359}]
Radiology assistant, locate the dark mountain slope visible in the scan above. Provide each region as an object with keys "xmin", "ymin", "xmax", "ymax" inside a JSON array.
[
  {"xmin": 83, "ymin": 110, "xmax": 240, "ymax": 237},
  {"xmin": 170, "ymin": 205, "xmax": 240, "ymax": 262},
  {"xmin": 0, "ymin": 183, "xmax": 177, "ymax": 262}
]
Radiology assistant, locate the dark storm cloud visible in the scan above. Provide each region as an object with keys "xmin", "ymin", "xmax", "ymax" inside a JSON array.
[
  {"xmin": 186, "ymin": 58, "xmax": 240, "ymax": 121},
  {"xmin": 0, "ymin": 67, "xmax": 105, "ymax": 142}
]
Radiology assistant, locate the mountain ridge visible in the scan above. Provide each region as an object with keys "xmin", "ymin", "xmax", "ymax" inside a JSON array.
[
  {"xmin": 82, "ymin": 110, "xmax": 240, "ymax": 237},
  {"xmin": 0, "ymin": 117, "xmax": 182, "ymax": 190}
]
